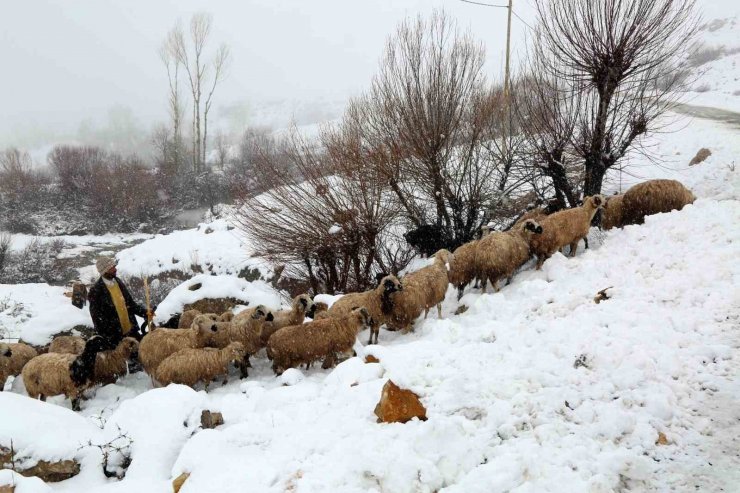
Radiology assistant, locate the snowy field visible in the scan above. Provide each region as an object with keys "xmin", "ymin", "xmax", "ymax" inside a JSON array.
[{"xmin": 0, "ymin": 107, "xmax": 738, "ymax": 492}]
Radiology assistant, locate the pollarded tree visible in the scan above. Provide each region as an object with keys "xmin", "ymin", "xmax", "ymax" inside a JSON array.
[{"xmin": 533, "ymin": 0, "xmax": 699, "ymax": 196}]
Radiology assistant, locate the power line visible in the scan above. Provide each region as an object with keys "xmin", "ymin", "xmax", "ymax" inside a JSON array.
[{"xmin": 460, "ymin": 0, "xmax": 508, "ymax": 8}]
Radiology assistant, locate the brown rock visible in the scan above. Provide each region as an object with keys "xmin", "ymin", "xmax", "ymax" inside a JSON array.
[
  {"xmin": 364, "ymin": 355, "xmax": 380, "ymax": 364},
  {"xmin": 0, "ymin": 447, "xmax": 80, "ymax": 482},
  {"xmin": 184, "ymin": 297, "xmax": 243, "ymax": 315},
  {"xmin": 200, "ymin": 410, "xmax": 224, "ymax": 429},
  {"xmin": 0, "ymin": 485, "xmax": 14, "ymax": 493},
  {"xmin": 656, "ymin": 431, "xmax": 669, "ymax": 445},
  {"xmin": 689, "ymin": 148, "xmax": 711, "ymax": 166},
  {"xmin": 374, "ymin": 380, "xmax": 427, "ymax": 424},
  {"xmin": 172, "ymin": 472, "xmax": 190, "ymax": 493},
  {"xmin": 454, "ymin": 305, "xmax": 468, "ymax": 315}
]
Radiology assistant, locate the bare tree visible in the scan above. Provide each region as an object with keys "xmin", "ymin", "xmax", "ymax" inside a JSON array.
[
  {"xmin": 159, "ymin": 30, "xmax": 185, "ymax": 175},
  {"xmin": 213, "ymin": 131, "xmax": 230, "ymax": 170},
  {"xmin": 533, "ymin": 0, "xmax": 699, "ymax": 196},
  {"xmin": 348, "ymin": 11, "xmax": 510, "ymax": 246},
  {"xmin": 166, "ymin": 13, "xmax": 231, "ymax": 173}
]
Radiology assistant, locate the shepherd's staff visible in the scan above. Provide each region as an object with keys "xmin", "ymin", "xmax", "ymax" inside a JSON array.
[{"xmin": 143, "ymin": 277, "xmax": 155, "ymax": 333}]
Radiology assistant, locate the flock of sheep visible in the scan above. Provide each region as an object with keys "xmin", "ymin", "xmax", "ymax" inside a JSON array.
[{"xmin": 0, "ymin": 179, "xmax": 696, "ymax": 411}]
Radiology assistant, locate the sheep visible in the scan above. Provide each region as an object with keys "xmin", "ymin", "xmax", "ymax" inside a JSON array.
[
  {"xmin": 619, "ymin": 179, "xmax": 696, "ymax": 226},
  {"xmin": 267, "ymin": 307, "xmax": 372, "ymax": 375},
  {"xmin": 529, "ymin": 195, "xmax": 605, "ymax": 270},
  {"xmin": 599, "ymin": 193, "xmax": 625, "ymax": 230},
  {"xmin": 154, "ymin": 342, "xmax": 246, "ymax": 389},
  {"xmin": 259, "ymin": 294, "xmax": 314, "ymax": 346},
  {"xmin": 448, "ymin": 240, "xmax": 481, "ymax": 301},
  {"xmin": 138, "ymin": 314, "xmax": 224, "ymax": 375},
  {"xmin": 387, "ymin": 249, "xmax": 451, "ymax": 332},
  {"xmin": 48, "ymin": 336, "xmax": 139, "ymax": 385},
  {"xmin": 320, "ymin": 275, "xmax": 403, "ymax": 345},
  {"xmin": 404, "ymin": 224, "xmax": 453, "ymax": 257},
  {"xmin": 0, "ymin": 342, "xmax": 38, "ymax": 390},
  {"xmin": 178, "ymin": 309, "xmax": 219, "ymax": 329},
  {"xmin": 307, "ymin": 301, "xmax": 328, "ymax": 319},
  {"xmin": 22, "ymin": 336, "xmax": 108, "ymax": 411},
  {"xmin": 48, "ymin": 335, "xmax": 86, "ymax": 355},
  {"xmin": 475, "ymin": 219, "xmax": 543, "ymax": 292},
  {"xmin": 210, "ymin": 305, "xmax": 274, "ymax": 378}
]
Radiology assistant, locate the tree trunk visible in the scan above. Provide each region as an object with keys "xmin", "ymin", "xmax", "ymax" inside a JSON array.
[{"xmin": 583, "ymin": 161, "xmax": 606, "ymax": 197}]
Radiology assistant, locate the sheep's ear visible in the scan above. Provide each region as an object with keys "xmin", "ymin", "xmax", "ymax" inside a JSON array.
[{"xmin": 593, "ymin": 195, "xmax": 603, "ymax": 206}]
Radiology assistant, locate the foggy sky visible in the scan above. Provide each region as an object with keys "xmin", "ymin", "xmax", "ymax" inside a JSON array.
[{"xmin": 0, "ymin": 0, "xmax": 536, "ymax": 149}]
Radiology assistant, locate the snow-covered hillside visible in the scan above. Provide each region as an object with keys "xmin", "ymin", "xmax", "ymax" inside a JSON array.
[{"xmin": 1, "ymin": 106, "xmax": 738, "ymax": 491}]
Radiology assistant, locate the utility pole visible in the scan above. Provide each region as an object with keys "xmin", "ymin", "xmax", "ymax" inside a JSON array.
[{"xmin": 503, "ymin": 0, "xmax": 513, "ymax": 102}]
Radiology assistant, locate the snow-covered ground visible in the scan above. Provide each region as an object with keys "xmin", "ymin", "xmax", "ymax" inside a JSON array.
[{"xmin": 1, "ymin": 106, "xmax": 738, "ymax": 491}]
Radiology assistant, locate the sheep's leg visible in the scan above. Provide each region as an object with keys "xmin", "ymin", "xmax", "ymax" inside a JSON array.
[
  {"xmin": 492, "ymin": 278, "xmax": 500, "ymax": 293},
  {"xmin": 456, "ymin": 285, "xmax": 465, "ymax": 301},
  {"xmin": 373, "ymin": 324, "xmax": 380, "ymax": 345},
  {"xmin": 569, "ymin": 240, "xmax": 579, "ymax": 257},
  {"xmin": 506, "ymin": 276, "xmax": 513, "ymax": 286},
  {"xmin": 584, "ymin": 237, "xmax": 589, "ymax": 250},
  {"xmin": 481, "ymin": 278, "xmax": 487, "ymax": 294},
  {"xmin": 436, "ymin": 303, "xmax": 442, "ymax": 318},
  {"xmin": 71, "ymin": 397, "xmax": 81, "ymax": 412},
  {"xmin": 239, "ymin": 357, "xmax": 250, "ymax": 378},
  {"xmin": 535, "ymin": 256, "xmax": 545, "ymax": 270},
  {"xmin": 322, "ymin": 353, "xmax": 336, "ymax": 369},
  {"xmin": 423, "ymin": 308, "xmax": 429, "ymax": 319},
  {"xmin": 39, "ymin": 394, "xmax": 46, "ymax": 402}
]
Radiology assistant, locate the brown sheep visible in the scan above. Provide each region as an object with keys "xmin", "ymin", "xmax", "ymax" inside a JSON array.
[
  {"xmin": 210, "ymin": 305, "xmax": 274, "ymax": 378},
  {"xmin": 529, "ymin": 195, "xmax": 605, "ymax": 270},
  {"xmin": 321, "ymin": 275, "xmax": 403, "ymax": 345},
  {"xmin": 0, "ymin": 342, "xmax": 38, "ymax": 390},
  {"xmin": 48, "ymin": 336, "xmax": 139, "ymax": 385},
  {"xmin": 267, "ymin": 307, "xmax": 372, "ymax": 375},
  {"xmin": 48, "ymin": 335, "xmax": 86, "ymax": 355},
  {"xmin": 138, "ymin": 314, "xmax": 224, "ymax": 375},
  {"xmin": 448, "ymin": 240, "xmax": 481, "ymax": 301},
  {"xmin": 387, "ymin": 249, "xmax": 451, "ymax": 332},
  {"xmin": 178, "ymin": 309, "xmax": 219, "ymax": 329},
  {"xmin": 619, "ymin": 179, "xmax": 696, "ymax": 226},
  {"xmin": 307, "ymin": 301, "xmax": 329, "ymax": 319},
  {"xmin": 475, "ymin": 220, "xmax": 543, "ymax": 292},
  {"xmin": 22, "ymin": 336, "xmax": 108, "ymax": 411},
  {"xmin": 259, "ymin": 294, "xmax": 314, "ymax": 346},
  {"xmin": 600, "ymin": 193, "xmax": 625, "ymax": 230},
  {"xmin": 154, "ymin": 342, "xmax": 246, "ymax": 389}
]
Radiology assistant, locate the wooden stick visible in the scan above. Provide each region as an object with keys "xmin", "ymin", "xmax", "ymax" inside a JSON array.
[{"xmin": 143, "ymin": 277, "xmax": 154, "ymax": 329}]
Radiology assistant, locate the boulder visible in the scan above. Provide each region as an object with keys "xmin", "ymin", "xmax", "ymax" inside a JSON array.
[
  {"xmin": 374, "ymin": 380, "xmax": 427, "ymax": 424},
  {"xmin": 0, "ymin": 448, "xmax": 79, "ymax": 483},
  {"xmin": 200, "ymin": 411, "xmax": 224, "ymax": 429},
  {"xmin": 364, "ymin": 355, "xmax": 380, "ymax": 364}
]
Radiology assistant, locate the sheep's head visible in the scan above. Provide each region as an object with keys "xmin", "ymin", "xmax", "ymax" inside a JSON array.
[
  {"xmin": 251, "ymin": 305, "xmax": 274, "ymax": 322},
  {"xmin": 0, "ymin": 343, "xmax": 11, "ymax": 358},
  {"xmin": 522, "ymin": 219, "xmax": 543, "ymax": 235},
  {"xmin": 307, "ymin": 301, "xmax": 328, "ymax": 319},
  {"xmin": 192, "ymin": 314, "xmax": 220, "ymax": 333},
  {"xmin": 295, "ymin": 294, "xmax": 315, "ymax": 315},
  {"xmin": 379, "ymin": 275, "xmax": 403, "ymax": 294},
  {"xmin": 118, "ymin": 337, "xmax": 139, "ymax": 359},
  {"xmin": 585, "ymin": 195, "xmax": 605, "ymax": 210},
  {"xmin": 351, "ymin": 307, "xmax": 373, "ymax": 329},
  {"xmin": 225, "ymin": 341, "xmax": 246, "ymax": 361},
  {"xmin": 434, "ymin": 249, "xmax": 452, "ymax": 264}
]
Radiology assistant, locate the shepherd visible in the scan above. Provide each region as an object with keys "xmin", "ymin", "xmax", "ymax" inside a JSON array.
[{"xmin": 88, "ymin": 256, "xmax": 155, "ymax": 351}]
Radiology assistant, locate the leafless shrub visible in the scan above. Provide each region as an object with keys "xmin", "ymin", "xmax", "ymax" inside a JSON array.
[
  {"xmin": 532, "ymin": 0, "xmax": 700, "ymax": 196},
  {"xmin": 0, "ymin": 232, "xmax": 11, "ymax": 275}
]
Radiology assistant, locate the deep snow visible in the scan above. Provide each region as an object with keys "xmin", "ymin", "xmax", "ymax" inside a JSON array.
[{"xmin": 0, "ymin": 107, "xmax": 738, "ymax": 491}]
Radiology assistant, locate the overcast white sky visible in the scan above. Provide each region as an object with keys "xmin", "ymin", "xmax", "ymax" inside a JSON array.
[{"xmin": 0, "ymin": 0, "xmax": 537, "ymax": 148}]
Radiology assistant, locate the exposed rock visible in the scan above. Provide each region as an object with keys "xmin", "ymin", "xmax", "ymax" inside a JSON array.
[
  {"xmin": 0, "ymin": 486, "xmax": 12, "ymax": 493},
  {"xmin": 689, "ymin": 148, "xmax": 711, "ymax": 166},
  {"xmin": 184, "ymin": 297, "xmax": 243, "ymax": 314},
  {"xmin": 200, "ymin": 410, "xmax": 224, "ymax": 429},
  {"xmin": 0, "ymin": 447, "xmax": 80, "ymax": 483},
  {"xmin": 454, "ymin": 305, "xmax": 468, "ymax": 315},
  {"xmin": 656, "ymin": 431, "xmax": 669, "ymax": 445},
  {"xmin": 593, "ymin": 286, "xmax": 613, "ymax": 304},
  {"xmin": 172, "ymin": 472, "xmax": 190, "ymax": 493},
  {"xmin": 364, "ymin": 355, "xmax": 380, "ymax": 364},
  {"xmin": 374, "ymin": 380, "xmax": 427, "ymax": 424}
]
